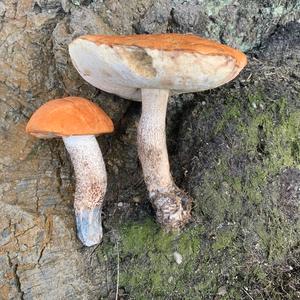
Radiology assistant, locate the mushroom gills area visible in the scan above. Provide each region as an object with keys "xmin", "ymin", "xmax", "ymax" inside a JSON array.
[
  {"xmin": 137, "ymin": 89, "xmax": 192, "ymax": 230},
  {"xmin": 63, "ymin": 135, "xmax": 107, "ymax": 246}
]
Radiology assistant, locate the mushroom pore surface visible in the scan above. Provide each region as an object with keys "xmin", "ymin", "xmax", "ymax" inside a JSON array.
[{"xmin": 69, "ymin": 34, "xmax": 247, "ymax": 101}]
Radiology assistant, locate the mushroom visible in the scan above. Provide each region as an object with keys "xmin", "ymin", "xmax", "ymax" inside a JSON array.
[
  {"xmin": 68, "ymin": 33, "xmax": 247, "ymax": 230},
  {"xmin": 26, "ymin": 96, "xmax": 114, "ymax": 246}
]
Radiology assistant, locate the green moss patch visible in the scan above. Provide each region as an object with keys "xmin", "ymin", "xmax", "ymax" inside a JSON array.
[
  {"xmin": 98, "ymin": 92, "xmax": 299, "ymax": 299},
  {"xmin": 100, "ymin": 219, "xmax": 203, "ymax": 298}
]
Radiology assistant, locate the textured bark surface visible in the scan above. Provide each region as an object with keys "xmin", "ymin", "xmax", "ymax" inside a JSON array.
[{"xmin": 0, "ymin": 1, "xmax": 299, "ymax": 299}]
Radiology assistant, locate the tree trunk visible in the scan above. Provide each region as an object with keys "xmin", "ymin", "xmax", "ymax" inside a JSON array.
[{"xmin": 0, "ymin": 1, "xmax": 299, "ymax": 299}]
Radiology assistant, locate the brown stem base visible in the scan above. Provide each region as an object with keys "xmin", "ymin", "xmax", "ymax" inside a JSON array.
[{"xmin": 150, "ymin": 186, "xmax": 192, "ymax": 231}]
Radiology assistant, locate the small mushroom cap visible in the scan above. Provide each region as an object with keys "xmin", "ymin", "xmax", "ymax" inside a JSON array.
[
  {"xmin": 69, "ymin": 33, "xmax": 247, "ymax": 101},
  {"xmin": 26, "ymin": 97, "xmax": 114, "ymax": 138}
]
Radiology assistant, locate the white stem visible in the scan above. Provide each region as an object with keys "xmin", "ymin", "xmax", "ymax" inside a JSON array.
[
  {"xmin": 63, "ymin": 135, "xmax": 107, "ymax": 212},
  {"xmin": 137, "ymin": 88, "xmax": 173, "ymax": 193}
]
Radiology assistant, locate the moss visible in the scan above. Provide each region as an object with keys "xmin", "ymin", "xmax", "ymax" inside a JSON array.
[
  {"xmin": 121, "ymin": 218, "xmax": 156, "ymax": 255},
  {"xmin": 212, "ymin": 228, "xmax": 237, "ymax": 251},
  {"xmin": 213, "ymin": 100, "xmax": 241, "ymax": 135},
  {"xmin": 240, "ymin": 96, "xmax": 300, "ymax": 168},
  {"xmin": 255, "ymin": 208, "xmax": 298, "ymax": 262},
  {"xmin": 97, "ymin": 219, "xmax": 204, "ymax": 297},
  {"xmin": 99, "ymin": 220, "xmax": 244, "ymax": 298},
  {"xmin": 191, "ymin": 93, "xmax": 298, "ymax": 295},
  {"xmin": 98, "ymin": 92, "xmax": 299, "ymax": 299}
]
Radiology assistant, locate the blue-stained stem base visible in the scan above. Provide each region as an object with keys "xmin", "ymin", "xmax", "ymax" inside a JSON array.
[{"xmin": 75, "ymin": 207, "xmax": 103, "ymax": 247}]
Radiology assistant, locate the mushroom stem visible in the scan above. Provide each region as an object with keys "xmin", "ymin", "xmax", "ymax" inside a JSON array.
[
  {"xmin": 138, "ymin": 89, "xmax": 172, "ymax": 191},
  {"xmin": 137, "ymin": 89, "xmax": 192, "ymax": 230},
  {"xmin": 63, "ymin": 135, "xmax": 107, "ymax": 246}
]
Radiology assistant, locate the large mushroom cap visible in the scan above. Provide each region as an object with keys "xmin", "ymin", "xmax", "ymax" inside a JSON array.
[
  {"xmin": 69, "ymin": 33, "xmax": 247, "ymax": 101},
  {"xmin": 26, "ymin": 96, "xmax": 114, "ymax": 138}
]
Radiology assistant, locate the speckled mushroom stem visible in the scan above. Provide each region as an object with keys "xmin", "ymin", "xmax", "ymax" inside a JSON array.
[
  {"xmin": 63, "ymin": 135, "xmax": 107, "ymax": 246},
  {"xmin": 137, "ymin": 89, "xmax": 192, "ymax": 231}
]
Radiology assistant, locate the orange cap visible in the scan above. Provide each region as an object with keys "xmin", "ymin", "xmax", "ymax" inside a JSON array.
[
  {"xmin": 26, "ymin": 97, "xmax": 114, "ymax": 138},
  {"xmin": 80, "ymin": 33, "xmax": 247, "ymax": 68},
  {"xmin": 69, "ymin": 33, "xmax": 247, "ymax": 101}
]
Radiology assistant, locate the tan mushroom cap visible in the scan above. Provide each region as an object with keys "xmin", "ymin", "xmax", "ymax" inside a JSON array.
[
  {"xmin": 26, "ymin": 96, "xmax": 114, "ymax": 138},
  {"xmin": 69, "ymin": 33, "xmax": 247, "ymax": 100}
]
